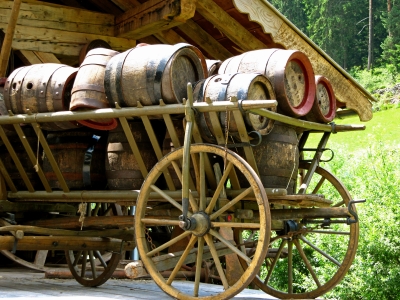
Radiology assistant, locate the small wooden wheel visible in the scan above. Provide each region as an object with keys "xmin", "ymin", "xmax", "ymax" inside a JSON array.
[
  {"xmin": 135, "ymin": 144, "xmax": 270, "ymax": 299},
  {"xmin": 65, "ymin": 249, "xmax": 120, "ymax": 287},
  {"xmin": 241, "ymin": 162, "xmax": 359, "ymax": 299},
  {"xmin": 65, "ymin": 203, "xmax": 122, "ymax": 287}
]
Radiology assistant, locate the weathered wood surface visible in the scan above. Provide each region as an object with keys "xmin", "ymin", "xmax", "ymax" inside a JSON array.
[
  {"xmin": 115, "ymin": 0, "xmax": 196, "ymax": 39},
  {"xmin": 0, "ymin": 236, "xmax": 135, "ymax": 251},
  {"xmin": 16, "ymin": 50, "xmax": 61, "ymax": 64},
  {"xmin": 0, "ymin": 0, "xmax": 21, "ymax": 76},
  {"xmin": 0, "ymin": 267, "xmax": 277, "ymax": 299},
  {"xmin": 233, "ymin": 0, "xmax": 373, "ymax": 121},
  {"xmin": 0, "ymin": 1, "xmax": 136, "ymax": 56}
]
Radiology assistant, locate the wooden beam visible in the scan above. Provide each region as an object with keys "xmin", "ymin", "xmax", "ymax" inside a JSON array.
[
  {"xmin": 0, "ymin": 1, "xmax": 115, "ymax": 36},
  {"xmin": 17, "ymin": 50, "xmax": 61, "ymax": 64},
  {"xmin": 0, "ymin": 23, "xmax": 136, "ymax": 56},
  {"xmin": 110, "ymin": 0, "xmax": 141, "ymax": 11},
  {"xmin": 0, "ymin": 0, "xmax": 21, "ymax": 76},
  {"xmin": 154, "ymin": 29, "xmax": 187, "ymax": 45},
  {"xmin": 178, "ymin": 19, "xmax": 232, "ymax": 60},
  {"xmin": 115, "ymin": 0, "xmax": 196, "ymax": 39},
  {"xmin": 0, "ymin": 236, "xmax": 135, "ymax": 251},
  {"xmin": 86, "ymin": 0, "xmax": 124, "ymax": 16},
  {"xmin": 195, "ymin": 0, "xmax": 266, "ymax": 52}
]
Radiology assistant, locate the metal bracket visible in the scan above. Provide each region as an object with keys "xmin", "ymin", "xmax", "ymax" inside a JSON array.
[
  {"xmin": 300, "ymin": 148, "xmax": 334, "ymax": 163},
  {"xmin": 347, "ymin": 199, "xmax": 366, "ymax": 224}
]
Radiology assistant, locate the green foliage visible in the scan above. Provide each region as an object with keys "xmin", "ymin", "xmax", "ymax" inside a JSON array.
[
  {"xmin": 320, "ymin": 143, "xmax": 400, "ymax": 299},
  {"xmin": 350, "ymin": 66, "xmax": 396, "ymax": 91},
  {"xmin": 303, "ymin": 108, "xmax": 400, "ymax": 299}
]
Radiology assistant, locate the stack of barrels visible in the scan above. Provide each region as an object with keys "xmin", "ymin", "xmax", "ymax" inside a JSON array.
[{"xmin": 0, "ymin": 41, "xmax": 337, "ymax": 194}]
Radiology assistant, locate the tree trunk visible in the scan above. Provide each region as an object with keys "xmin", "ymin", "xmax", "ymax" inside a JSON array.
[{"xmin": 368, "ymin": 0, "xmax": 373, "ymax": 70}]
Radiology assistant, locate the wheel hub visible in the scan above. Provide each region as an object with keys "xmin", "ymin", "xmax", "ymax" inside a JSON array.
[{"xmin": 179, "ymin": 211, "xmax": 211, "ymax": 237}]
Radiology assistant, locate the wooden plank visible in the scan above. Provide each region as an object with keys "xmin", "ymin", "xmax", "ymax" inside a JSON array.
[
  {"xmin": 17, "ymin": 50, "xmax": 60, "ymax": 65},
  {"xmin": 178, "ymin": 20, "xmax": 232, "ymax": 60},
  {"xmin": 0, "ymin": 23, "xmax": 136, "ymax": 55},
  {"xmin": 196, "ymin": 0, "xmax": 266, "ymax": 52},
  {"xmin": 115, "ymin": 0, "xmax": 196, "ymax": 39},
  {"xmin": 0, "ymin": 236, "xmax": 135, "ymax": 251},
  {"xmin": 0, "ymin": 1, "xmax": 114, "ymax": 36},
  {"xmin": 233, "ymin": 0, "xmax": 373, "ymax": 121},
  {"xmin": 16, "ymin": 50, "xmax": 41, "ymax": 64}
]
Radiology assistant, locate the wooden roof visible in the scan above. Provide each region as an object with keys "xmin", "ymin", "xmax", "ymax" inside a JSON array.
[{"xmin": 0, "ymin": 0, "xmax": 374, "ymax": 121}]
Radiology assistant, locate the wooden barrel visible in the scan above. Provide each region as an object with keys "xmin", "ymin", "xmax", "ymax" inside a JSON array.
[
  {"xmin": 79, "ymin": 39, "xmax": 111, "ymax": 65},
  {"xmin": 0, "ymin": 127, "xmax": 43, "ymax": 190},
  {"xmin": 70, "ymin": 48, "xmax": 120, "ymax": 130},
  {"xmin": 106, "ymin": 120, "xmax": 165, "ymax": 190},
  {"xmin": 104, "ymin": 43, "xmax": 207, "ymax": 108},
  {"xmin": 206, "ymin": 59, "xmax": 222, "ymax": 77},
  {"xmin": 3, "ymin": 64, "xmax": 80, "ymax": 131},
  {"xmin": 0, "ymin": 78, "xmax": 15, "ymax": 134},
  {"xmin": 193, "ymin": 73, "xmax": 276, "ymax": 143},
  {"xmin": 219, "ymin": 49, "xmax": 315, "ymax": 118},
  {"xmin": 305, "ymin": 75, "xmax": 336, "ymax": 123},
  {"xmin": 238, "ymin": 122, "xmax": 299, "ymax": 194},
  {"xmin": 43, "ymin": 129, "xmax": 107, "ymax": 190}
]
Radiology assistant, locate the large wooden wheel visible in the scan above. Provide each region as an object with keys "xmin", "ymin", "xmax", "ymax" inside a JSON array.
[
  {"xmin": 0, "ymin": 249, "xmax": 50, "ymax": 271},
  {"xmin": 135, "ymin": 144, "xmax": 270, "ymax": 299},
  {"xmin": 65, "ymin": 203, "xmax": 122, "ymax": 287},
  {"xmin": 247, "ymin": 162, "xmax": 359, "ymax": 299}
]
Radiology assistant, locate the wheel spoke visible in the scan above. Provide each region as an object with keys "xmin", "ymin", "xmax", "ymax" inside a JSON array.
[
  {"xmin": 149, "ymin": 185, "xmax": 191, "ymax": 216},
  {"xmin": 94, "ymin": 251, "xmax": 107, "ymax": 268},
  {"xmin": 147, "ymin": 231, "xmax": 192, "ymax": 257},
  {"xmin": 72, "ymin": 250, "xmax": 82, "ymax": 267},
  {"xmin": 81, "ymin": 251, "xmax": 88, "ymax": 278},
  {"xmin": 141, "ymin": 218, "xmax": 180, "ymax": 226},
  {"xmin": 294, "ymin": 239, "xmax": 321, "ymax": 288},
  {"xmin": 310, "ymin": 230, "xmax": 350, "ymax": 235},
  {"xmin": 311, "ymin": 176, "xmax": 325, "ymax": 194},
  {"xmin": 89, "ymin": 251, "xmax": 97, "ymax": 279},
  {"xmin": 194, "ymin": 237, "xmax": 204, "ymax": 297},
  {"xmin": 333, "ymin": 200, "xmax": 345, "ymax": 207},
  {"xmin": 210, "ymin": 187, "xmax": 252, "ymax": 220},
  {"xmin": 300, "ymin": 236, "xmax": 341, "ymax": 266},
  {"xmin": 166, "ymin": 235, "xmax": 197, "ymax": 285},
  {"xmin": 211, "ymin": 221, "xmax": 260, "ymax": 229},
  {"xmin": 209, "ymin": 229, "xmax": 251, "ymax": 264},
  {"xmin": 204, "ymin": 234, "xmax": 229, "ymax": 290},
  {"xmin": 264, "ymin": 239, "xmax": 287, "ymax": 284},
  {"xmin": 288, "ymin": 240, "xmax": 293, "ymax": 294},
  {"xmin": 205, "ymin": 161, "xmax": 233, "ymax": 214},
  {"xmin": 199, "ymin": 152, "xmax": 206, "ymax": 211}
]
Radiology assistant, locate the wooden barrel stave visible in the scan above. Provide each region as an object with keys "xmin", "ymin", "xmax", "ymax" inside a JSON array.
[{"xmin": 70, "ymin": 48, "xmax": 120, "ymax": 130}]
